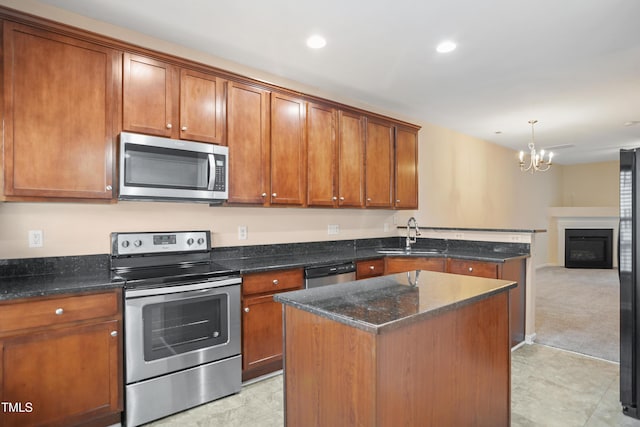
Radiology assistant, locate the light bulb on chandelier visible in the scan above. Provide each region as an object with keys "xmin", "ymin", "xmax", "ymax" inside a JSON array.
[{"xmin": 519, "ymin": 120, "xmax": 553, "ymax": 173}]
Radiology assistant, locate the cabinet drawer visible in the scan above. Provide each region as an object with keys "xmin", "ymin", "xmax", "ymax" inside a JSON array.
[
  {"xmin": 356, "ymin": 259, "xmax": 384, "ymax": 280},
  {"xmin": 384, "ymin": 257, "xmax": 445, "ymax": 275},
  {"xmin": 0, "ymin": 291, "xmax": 119, "ymax": 335},
  {"xmin": 242, "ymin": 269, "xmax": 304, "ymax": 296},
  {"xmin": 447, "ymin": 259, "xmax": 499, "ymax": 278}
]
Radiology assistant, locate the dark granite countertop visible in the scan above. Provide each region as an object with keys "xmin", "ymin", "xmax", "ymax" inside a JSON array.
[
  {"xmin": 0, "ymin": 236, "xmax": 529, "ymax": 301},
  {"xmin": 274, "ymin": 270, "xmax": 517, "ymax": 334},
  {"xmin": 211, "ymin": 244, "xmax": 528, "ymax": 274},
  {"xmin": 0, "ymin": 255, "xmax": 121, "ymax": 302}
]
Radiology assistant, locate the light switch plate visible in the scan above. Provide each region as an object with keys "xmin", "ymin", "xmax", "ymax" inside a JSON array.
[
  {"xmin": 28, "ymin": 230, "xmax": 43, "ymax": 248},
  {"xmin": 327, "ymin": 224, "xmax": 340, "ymax": 235}
]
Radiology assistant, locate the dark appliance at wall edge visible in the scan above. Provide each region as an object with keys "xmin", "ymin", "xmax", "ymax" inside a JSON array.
[{"xmin": 619, "ymin": 148, "xmax": 640, "ymax": 418}]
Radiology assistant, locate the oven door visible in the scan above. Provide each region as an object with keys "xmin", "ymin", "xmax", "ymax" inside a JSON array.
[{"xmin": 125, "ymin": 277, "xmax": 241, "ymax": 383}]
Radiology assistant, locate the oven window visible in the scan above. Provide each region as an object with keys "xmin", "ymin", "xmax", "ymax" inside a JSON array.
[
  {"xmin": 142, "ymin": 294, "xmax": 228, "ymax": 361},
  {"xmin": 124, "ymin": 143, "xmax": 209, "ymax": 190}
]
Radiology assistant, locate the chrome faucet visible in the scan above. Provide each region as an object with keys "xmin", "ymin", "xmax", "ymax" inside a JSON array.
[{"xmin": 405, "ymin": 217, "xmax": 421, "ymax": 251}]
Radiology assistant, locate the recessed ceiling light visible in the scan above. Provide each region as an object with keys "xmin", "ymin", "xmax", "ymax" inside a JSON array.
[
  {"xmin": 306, "ymin": 35, "xmax": 327, "ymax": 49},
  {"xmin": 436, "ymin": 40, "xmax": 457, "ymax": 53}
]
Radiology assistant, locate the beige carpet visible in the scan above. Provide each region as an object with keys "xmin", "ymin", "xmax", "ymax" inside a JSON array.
[{"xmin": 535, "ymin": 266, "xmax": 620, "ymax": 362}]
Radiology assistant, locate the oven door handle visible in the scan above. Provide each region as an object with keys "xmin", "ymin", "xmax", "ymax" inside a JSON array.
[
  {"xmin": 207, "ymin": 154, "xmax": 216, "ymax": 191},
  {"xmin": 125, "ymin": 276, "xmax": 241, "ymax": 299}
]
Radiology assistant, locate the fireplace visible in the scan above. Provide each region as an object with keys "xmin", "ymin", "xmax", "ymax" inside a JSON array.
[{"xmin": 564, "ymin": 228, "xmax": 613, "ymax": 269}]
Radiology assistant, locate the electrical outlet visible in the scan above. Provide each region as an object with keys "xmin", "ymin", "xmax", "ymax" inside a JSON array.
[
  {"xmin": 28, "ymin": 230, "xmax": 43, "ymax": 248},
  {"xmin": 237, "ymin": 225, "xmax": 248, "ymax": 240},
  {"xmin": 327, "ymin": 224, "xmax": 340, "ymax": 235}
]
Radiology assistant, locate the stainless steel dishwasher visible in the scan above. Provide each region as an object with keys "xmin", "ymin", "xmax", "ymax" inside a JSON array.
[{"xmin": 305, "ymin": 261, "xmax": 357, "ymax": 288}]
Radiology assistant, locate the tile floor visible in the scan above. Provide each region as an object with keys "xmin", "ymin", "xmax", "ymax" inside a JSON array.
[{"xmin": 146, "ymin": 343, "xmax": 640, "ymax": 426}]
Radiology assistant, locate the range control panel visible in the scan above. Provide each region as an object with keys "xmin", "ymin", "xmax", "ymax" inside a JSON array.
[{"xmin": 112, "ymin": 231, "xmax": 210, "ymax": 256}]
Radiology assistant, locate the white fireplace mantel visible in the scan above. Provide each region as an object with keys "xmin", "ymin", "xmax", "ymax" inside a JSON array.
[{"xmin": 549, "ymin": 207, "xmax": 619, "ymax": 268}]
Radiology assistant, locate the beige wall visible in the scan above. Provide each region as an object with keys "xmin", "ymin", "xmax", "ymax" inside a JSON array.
[
  {"xmin": 559, "ymin": 160, "xmax": 619, "ymax": 207},
  {"xmin": 0, "ymin": 0, "xmax": 562, "ymax": 261}
]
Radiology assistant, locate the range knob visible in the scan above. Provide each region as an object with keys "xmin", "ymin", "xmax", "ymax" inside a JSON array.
[
  {"xmin": 121, "ymin": 240, "xmax": 130, "ymax": 248},
  {"xmin": 133, "ymin": 240, "xmax": 142, "ymax": 247},
  {"xmin": 187, "ymin": 238, "xmax": 195, "ymax": 246},
  {"xmin": 197, "ymin": 237, "xmax": 205, "ymax": 245}
]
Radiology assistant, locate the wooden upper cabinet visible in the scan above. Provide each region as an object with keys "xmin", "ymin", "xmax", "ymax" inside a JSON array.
[
  {"xmin": 123, "ymin": 53, "xmax": 177, "ymax": 138},
  {"xmin": 306, "ymin": 102, "xmax": 337, "ymax": 207},
  {"xmin": 226, "ymin": 81, "xmax": 271, "ymax": 204},
  {"xmin": 338, "ymin": 110, "xmax": 365, "ymax": 207},
  {"xmin": 270, "ymin": 92, "xmax": 307, "ymax": 206},
  {"xmin": 395, "ymin": 126, "xmax": 419, "ymax": 209},
  {"xmin": 179, "ymin": 69, "xmax": 226, "ymax": 144},
  {"xmin": 306, "ymin": 105, "xmax": 364, "ymax": 208},
  {"xmin": 365, "ymin": 118, "xmax": 395, "ymax": 208},
  {"xmin": 2, "ymin": 22, "xmax": 119, "ymax": 200},
  {"xmin": 123, "ymin": 53, "xmax": 225, "ymax": 144}
]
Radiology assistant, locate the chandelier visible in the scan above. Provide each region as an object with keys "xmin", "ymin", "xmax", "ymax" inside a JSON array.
[{"xmin": 519, "ymin": 120, "xmax": 553, "ymax": 173}]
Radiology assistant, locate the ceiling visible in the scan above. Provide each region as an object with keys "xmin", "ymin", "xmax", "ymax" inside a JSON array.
[{"xmin": 36, "ymin": 0, "xmax": 640, "ymax": 164}]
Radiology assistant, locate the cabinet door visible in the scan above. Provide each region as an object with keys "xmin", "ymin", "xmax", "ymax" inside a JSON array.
[
  {"xmin": 307, "ymin": 102, "xmax": 337, "ymax": 207},
  {"xmin": 226, "ymin": 81, "xmax": 271, "ymax": 204},
  {"xmin": 2, "ymin": 22, "xmax": 119, "ymax": 200},
  {"xmin": 338, "ymin": 110, "xmax": 365, "ymax": 207},
  {"xmin": 1, "ymin": 319, "xmax": 121, "ymax": 427},
  {"xmin": 123, "ymin": 52, "xmax": 178, "ymax": 137},
  {"xmin": 270, "ymin": 92, "xmax": 306, "ymax": 206},
  {"xmin": 365, "ymin": 118, "xmax": 394, "ymax": 207},
  {"xmin": 395, "ymin": 126, "xmax": 419, "ymax": 209},
  {"xmin": 179, "ymin": 69, "xmax": 226, "ymax": 144},
  {"xmin": 242, "ymin": 294, "xmax": 284, "ymax": 374}
]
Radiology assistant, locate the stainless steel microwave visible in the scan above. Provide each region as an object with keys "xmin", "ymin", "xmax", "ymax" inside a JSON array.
[{"xmin": 118, "ymin": 132, "xmax": 228, "ymax": 203}]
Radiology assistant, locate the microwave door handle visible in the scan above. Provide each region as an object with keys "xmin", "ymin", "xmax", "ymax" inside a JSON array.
[{"xmin": 207, "ymin": 154, "xmax": 215, "ymax": 190}]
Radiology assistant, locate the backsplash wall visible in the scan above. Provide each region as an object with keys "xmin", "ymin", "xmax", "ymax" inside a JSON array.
[{"xmin": 0, "ymin": 202, "xmax": 399, "ymax": 259}]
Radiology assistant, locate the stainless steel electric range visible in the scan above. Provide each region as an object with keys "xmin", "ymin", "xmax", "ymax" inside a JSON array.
[{"xmin": 110, "ymin": 231, "xmax": 241, "ymax": 427}]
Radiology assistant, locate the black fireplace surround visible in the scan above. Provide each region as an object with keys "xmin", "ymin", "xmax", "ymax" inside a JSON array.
[{"xmin": 564, "ymin": 228, "xmax": 613, "ymax": 269}]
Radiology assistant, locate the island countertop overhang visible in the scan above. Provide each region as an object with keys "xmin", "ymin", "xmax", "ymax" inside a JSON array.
[{"xmin": 274, "ymin": 270, "xmax": 517, "ymax": 334}]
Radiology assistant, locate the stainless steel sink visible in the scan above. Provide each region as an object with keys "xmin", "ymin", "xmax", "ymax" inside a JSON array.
[{"xmin": 375, "ymin": 248, "xmax": 443, "ymax": 255}]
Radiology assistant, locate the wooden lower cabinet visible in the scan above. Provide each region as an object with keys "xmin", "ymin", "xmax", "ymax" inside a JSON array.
[
  {"xmin": 282, "ymin": 291, "xmax": 510, "ymax": 426},
  {"xmin": 384, "ymin": 256, "xmax": 445, "ymax": 274},
  {"xmin": 241, "ymin": 268, "xmax": 303, "ymax": 381},
  {"xmin": 0, "ymin": 289, "xmax": 123, "ymax": 427},
  {"xmin": 447, "ymin": 258, "xmax": 526, "ymax": 347},
  {"xmin": 356, "ymin": 258, "xmax": 384, "ymax": 280}
]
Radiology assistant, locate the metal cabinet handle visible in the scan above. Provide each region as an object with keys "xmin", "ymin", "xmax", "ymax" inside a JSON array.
[
  {"xmin": 396, "ymin": 199, "xmax": 400, "ymax": 203},
  {"xmin": 369, "ymin": 265, "xmax": 375, "ymax": 270},
  {"xmin": 273, "ymin": 279, "xmax": 279, "ymax": 285},
  {"xmin": 244, "ymin": 307, "xmax": 250, "ymax": 313},
  {"xmin": 106, "ymin": 185, "xmax": 113, "ymax": 191},
  {"xmin": 55, "ymin": 308, "xmax": 64, "ymax": 315},
  {"xmin": 367, "ymin": 198, "xmax": 372, "ymax": 202},
  {"xmin": 181, "ymin": 126, "xmax": 187, "ymax": 131},
  {"xmin": 166, "ymin": 123, "xmax": 172, "ymax": 129},
  {"xmin": 468, "ymin": 267, "xmax": 473, "ymax": 272},
  {"xmin": 272, "ymin": 193, "xmax": 277, "ymax": 198},
  {"xmin": 110, "ymin": 331, "xmax": 118, "ymax": 337},
  {"xmin": 339, "ymin": 196, "xmax": 345, "ymax": 201},
  {"xmin": 261, "ymin": 193, "xmax": 267, "ymax": 198},
  {"xmin": 332, "ymin": 196, "xmax": 338, "ymax": 201}
]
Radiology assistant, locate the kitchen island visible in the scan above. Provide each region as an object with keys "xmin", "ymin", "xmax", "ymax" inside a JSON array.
[{"xmin": 274, "ymin": 270, "xmax": 516, "ymax": 426}]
